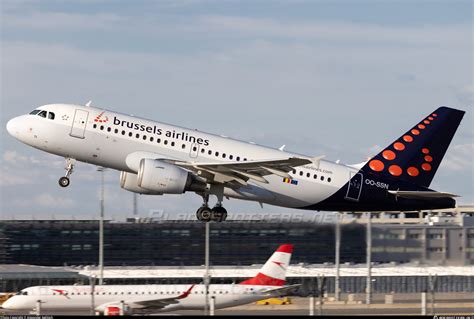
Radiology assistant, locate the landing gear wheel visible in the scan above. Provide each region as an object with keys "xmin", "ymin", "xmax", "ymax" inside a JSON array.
[
  {"xmin": 59, "ymin": 158, "xmax": 76, "ymax": 188},
  {"xmin": 196, "ymin": 206, "xmax": 212, "ymax": 222},
  {"xmin": 211, "ymin": 206, "xmax": 227, "ymax": 223},
  {"xmin": 58, "ymin": 176, "xmax": 70, "ymax": 187}
]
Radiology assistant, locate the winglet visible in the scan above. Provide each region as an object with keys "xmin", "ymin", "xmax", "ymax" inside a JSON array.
[
  {"xmin": 85, "ymin": 100, "xmax": 92, "ymax": 107},
  {"xmin": 178, "ymin": 284, "xmax": 195, "ymax": 299},
  {"xmin": 279, "ymin": 145, "xmax": 286, "ymax": 151}
]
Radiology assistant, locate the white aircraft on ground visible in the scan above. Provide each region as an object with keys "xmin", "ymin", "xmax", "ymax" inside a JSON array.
[
  {"xmin": 2, "ymin": 244, "xmax": 297, "ymax": 314},
  {"xmin": 6, "ymin": 103, "xmax": 465, "ymax": 221}
]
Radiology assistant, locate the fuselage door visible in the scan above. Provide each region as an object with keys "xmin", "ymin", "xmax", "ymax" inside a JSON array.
[
  {"xmin": 345, "ymin": 172, "xmax": 363, "ymax": 202},
  {"xmin": 189, "ymin": 143, "xmax": 199, "ymax": 159},
  {"xmin": 70, "ymin": 109, "xmax": 89, "ymax": 139}
]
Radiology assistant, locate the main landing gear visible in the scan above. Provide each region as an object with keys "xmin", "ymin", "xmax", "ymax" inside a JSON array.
[
  {"xmin": 196, "ymin": 193, "xmax": 228, "ymax": 223},
  {"xmin": 58, "ymin": 158, "xmax": 76, "ymax": 188}
]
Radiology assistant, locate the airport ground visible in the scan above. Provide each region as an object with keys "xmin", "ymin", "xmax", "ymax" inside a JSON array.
[{"xmin": 1, "ymin": 293, "xmax": 473, "ymax": 316}]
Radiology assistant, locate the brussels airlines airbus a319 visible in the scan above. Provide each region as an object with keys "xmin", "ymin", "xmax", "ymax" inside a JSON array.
[{"xmin": 6, "ymin": 103, "xmax": 465, "ymax": 222}]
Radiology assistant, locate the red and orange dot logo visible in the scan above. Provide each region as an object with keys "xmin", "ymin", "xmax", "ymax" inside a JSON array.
[
  {"xmin": 382, "ymin": 150, "xmax": 396, "ymax": 160},
  {"xmin": 422, "ymin": 163, "xmax": 432, "ymax": 171},
  {"xmin": 393, "ymin": 142, "xmax": 405, "ymax": 151},
  {"xmin": 407, "ymin": 167, "xmax": 419, "ymax": 177},
  {"xmin": 389, "ymin": 165, "xmax": 402, "ymax": 176},
  {"xmin": 369, "ymin": 159, "xmax": 385, "ymax": 172}
]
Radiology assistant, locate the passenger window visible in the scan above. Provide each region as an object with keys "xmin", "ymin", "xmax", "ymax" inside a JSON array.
[
  {"xmin": 100, "ymin": 126, "xmax": 104, "ymax": 130},
  {"xmin": 93, "ymin": 124, "xmax": 97, "ymax": 129},
  {"xmin": 122, "ymin": 130, "xmax": 125, "ymax": 135},
  {"xmin": 107, "ymin": 127, "xmax": 111, "ymax": 132},
  {"xmin": 208, "ymin": 150, "xmax": 212, "ymax": 155},
  {"xmin": 38, "ymin": 110, "xmax": 47, "ymax": 118},
  {"xmin": 292, "ymin": 169, "xmax": 296, "ymax": 174},
  {"xmin": 215, "ymin": 151, "xmax": 219, "ymax": 156},
  {"xmin": 229, "ymin": 155, "xmax": 233, "ymax": 160},
  {"xmin": 236, "ymin": 156, "xmax": 240, "ymax": 161},
  {"xmin": 182, "ymin": 144, "xmax": 186, "ymax": 149},
  {"xmin": 164, "ymin": 140, "xmax": 168, "ymax": 145},
  {"xmin": 193, "ymin": 146, "xmax": 197, "ymax": 152},
  {"xmin": 306, "ymin": 172, "xmax": 310, "ymax": 178},
  {"xmin": 136, "ymin": 133, "xmax": 140, "ymax": 139},
  {"xmin": 48, "ymin": 112, "xmax": 55, "ymax": 120},
  {"xmin": 157, "ymin": 138, "xmax": 161, "ymax": 143},
  {"xmin": 313, "ymin": 174, "xmax": 317, "ymax": 179},
  {"xmin": 222, "ymin": 153, "xmax": 226, "ymax": 158},
  {"xmin": 150, "ymin": 137, "xmax": 154, "ymax": 142},
  {"xmin": 129, "ymin": 132, "xmax": 133, "ymax": 137},
  {"xmin": 29, "ymin": 110, "xmax": 40, "ymax": 115},
  {"xmin": 114, "ymin": 128, "xmax": 118, "ymax": 134},
  {"xmin": 244, "ymin": 158, "xmax": 247, "ymax": 161},
  {"xmin": 321, "ymin": 176, "xmax": 325, "ymax": 181},
  {"xmin": 201, "ymin": 148, "xmax": 205, "ymax": 153},
  {"xmin": 143, "ymin": 135, "xmax": 147, "ymax": 140},
  {"xmin": 171, "ymin": 141, "xmax": 175, "ymax": 146},
  {"xmin": 299, "ymin": 171, "xmax": 303, "ymax": 176},
  {"xmin": 328, "ymin": 177, "xmax": 331, "ymax": 183}
]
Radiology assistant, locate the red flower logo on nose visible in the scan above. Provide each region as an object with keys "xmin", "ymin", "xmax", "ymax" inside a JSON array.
[{"xmin": 94, "ymin": 112, "xmax": 109, "ymax": 123}]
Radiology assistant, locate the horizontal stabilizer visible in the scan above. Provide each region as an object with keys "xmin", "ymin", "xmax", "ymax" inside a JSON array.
[
  {"xmin": 262, "ymin": 284, "xmax": 302, "ymax": 296},
  {"xmin": 388, "ymin": 190, "xmax": 460, "ymax": 199}
]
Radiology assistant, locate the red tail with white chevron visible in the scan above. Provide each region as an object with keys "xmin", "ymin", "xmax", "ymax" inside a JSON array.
[{"xmin": 239, "ymin": 244, "xmax": 293, "ymax": 286}]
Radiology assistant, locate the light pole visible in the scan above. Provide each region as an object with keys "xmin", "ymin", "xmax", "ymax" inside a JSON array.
[
  {"xmin": 335, "ymin": 213, "xmax": 341, "ymax": 302},
  {"xmin": 366, "ymin": 212, "xmax": 372, "ymax": 305},
  {"xmin": 97, "ymin": 167, "xmax": 106, "ymax": 286},
  {"xmin": 204, "ymin": 222, "xmax": 210, "ymax": 315},
  {"xmin": 90, "ymin": 275, "xmax": 96, "ymax": 316}
]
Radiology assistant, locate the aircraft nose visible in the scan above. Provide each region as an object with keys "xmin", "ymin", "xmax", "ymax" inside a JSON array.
[
  {"xmin": 6, "ymin": 117, "xmax": 18, "ymax": 137},
  {"xmin": 1, "ymin": 297, "xmax": 13, "ymax": 309}
]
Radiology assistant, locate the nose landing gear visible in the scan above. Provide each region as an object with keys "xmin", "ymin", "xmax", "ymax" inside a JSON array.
[{"xmin": 58, "ymin": 158, "xmax": 76, "ymax": 188}]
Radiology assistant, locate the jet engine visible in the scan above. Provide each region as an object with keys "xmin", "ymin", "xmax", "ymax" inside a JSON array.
[
  {"xmin": 136, "ymin": 159, "xmax": 206, "ymax": 194},
  {"xmin": 120, "ymin": 171, "xmax": 163, "ymax": 195}
]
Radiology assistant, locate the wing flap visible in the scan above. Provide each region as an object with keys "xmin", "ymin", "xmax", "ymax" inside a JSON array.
[{"xmin": 168, "ymin": 156, "xmax": 319, "ymax": 185}]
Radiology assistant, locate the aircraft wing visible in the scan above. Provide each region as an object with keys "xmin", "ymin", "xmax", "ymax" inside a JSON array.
[
  {"xmin": 388, "ymin": 190, "xmax": 460, "ymax": 199},
  {"xmin": 261, "ymin": 284, "xmax": 302, "ymax": 296},
  {"xmin": 96, "ymin": 285, "xmax": 194, "ymax": 312},
  {"xmin": 167, "ymin": 156, "xmax": 324, "ymax": 186}
]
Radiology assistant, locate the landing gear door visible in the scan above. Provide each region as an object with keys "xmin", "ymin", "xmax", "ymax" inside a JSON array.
[
  {"xmin": 189, "ymin": 143, "xmax": 199, "ymax": 159},
  {"xmin": 70, "ymin": 109, "xmax": 89, "ymax": 139},
  {"xmin": 345, "ymin": 172, "xmax": 363, "ymax": 202}
]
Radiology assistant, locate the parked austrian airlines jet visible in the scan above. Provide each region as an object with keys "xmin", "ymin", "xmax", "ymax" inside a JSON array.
[
  {"xmin": 2, "ymin": 244, "xmax": 296, "ymax": 314},
  {"xmin": 6, "ymin": 104, "xmax": 465, "ymax": 221}
]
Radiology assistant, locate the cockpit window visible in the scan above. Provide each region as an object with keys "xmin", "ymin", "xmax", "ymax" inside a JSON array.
[
  {"xmin": 16, "ymin": 291, "xmax": 28, "ymax": 295},
  {"xmin": 38, "ymin": 110, "xmax": 47, "ymax": 118},
  {"xmin": 29, "ymin": 110, "xmax": 40, "ymax": 115},
  {"xmin": 48, "ymin": 112, "xmax": 55, "ymax": 120}
]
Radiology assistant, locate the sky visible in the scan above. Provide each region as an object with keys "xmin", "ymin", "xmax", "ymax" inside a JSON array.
[{"xmin": 1, "ymin": 0, "xmax": 473, "ymax": 221}]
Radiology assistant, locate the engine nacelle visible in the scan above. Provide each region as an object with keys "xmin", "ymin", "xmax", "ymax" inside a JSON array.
[
  {"xmin": 137, "ymin": 159, "xmax": 206, "ymax": 194},
  {"xmin": 120, "ymin": 171, "xmax": 163, "ymax": 195}
]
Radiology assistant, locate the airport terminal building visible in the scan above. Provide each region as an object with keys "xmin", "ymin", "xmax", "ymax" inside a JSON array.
[
  {"xmin": 1, "ymin": 209, "xmax": 473, "ymax": 294},
  {"xmin": 1, "ymin": 210, "xmax": 473, "ymax": 267}
]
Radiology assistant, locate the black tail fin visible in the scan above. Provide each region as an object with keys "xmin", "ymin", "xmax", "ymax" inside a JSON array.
[{"xmin": 362, "ymin": 106, "xmax": 465, "ymax": 188}]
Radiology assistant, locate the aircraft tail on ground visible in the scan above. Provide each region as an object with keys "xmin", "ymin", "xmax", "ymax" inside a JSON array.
[{"xmin": 239, "ymin": 244, "xmax": 293, "ymax": 286}]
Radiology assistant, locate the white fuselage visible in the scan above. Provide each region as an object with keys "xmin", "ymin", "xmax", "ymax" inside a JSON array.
[
  {"xmin": 6, "ymin": 104, "xmax": 355, "ymax": 208},
  {"xmin": 3, "ymin": 284, "xmax": 281, "ymax": 313}
]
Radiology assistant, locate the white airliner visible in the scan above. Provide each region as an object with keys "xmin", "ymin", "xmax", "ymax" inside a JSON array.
[
  {"xmin": 2, "ymin": 244, "xmax": 296, "ymax": 314},
  {"xmin": 6, "ymin": 103, "xmax": 465, "ymax": 221}
]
